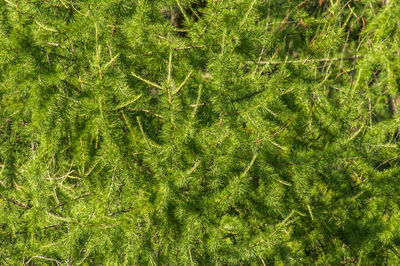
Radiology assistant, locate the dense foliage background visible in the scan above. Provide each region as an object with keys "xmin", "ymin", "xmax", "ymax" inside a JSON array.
[{"xmin": 1, "ymin": 0, "xmax": 400, "ymax": 264}]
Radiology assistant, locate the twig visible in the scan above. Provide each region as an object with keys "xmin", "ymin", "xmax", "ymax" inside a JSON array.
[
  {"xmin": 51, "ymin": 193, "xmax": 91, "ymax": 210},
  {"xmin": 114, "ymin": 94, "xmax": 142, "ymax": 110},
  {"xmin": 121, "ymin": 110, "xmax": 137, "ymax": 139},
  {"xmin": 43, "ymin": 224, "xmax": 61, "ymax": 230},
  {"xmin": 254, "ymin": 55, "xmax": 361, "ymax": 65},
  {"xmin": 0, "ymin": 194, "xmax": 31, "ymax": 209},
  {"xmin": 341, "ymin": 257, "xmax": 358, "ymax": 264},
  {"xmin": 108, "ymin": 209, "xmax": 131, "ymax": 216},
  {"xmin": 174, "ymin": 45, "xmax": 204, "ymax": 50},
  {"xmin": 258, "ymin": 254, "xmax": 266, "ymax": 266},
  {"xmin": 216, "ymin": 153, "xmax": 257, "ymax": 204},
  {"xmin": 131, "ymin": 72, "xmax": 164, "ymax": 91},
  {"xmin": 108, "ymin": 201, "xmax": 133, "ymax": 216},
  {"xmin": 128, "ymin": 109, "xmax": 164, "ymax": 119},
  {"xmin": 173, "ymin": 70, "xmax": 193, "ymax": 95},
  {"xmin": 24, "ymin": 255, "xmax": 62, "ymax": 266},
  {"xmin": 240, "ymin": 0, "xmax": 257, "ymax": 27},
  {"xmin": 189, "ymin": 103, "xmax": 209, "ymax": 107},
  {"xmin": 269, "ymin": 210, "xmax": 295, "ymax": 237}
]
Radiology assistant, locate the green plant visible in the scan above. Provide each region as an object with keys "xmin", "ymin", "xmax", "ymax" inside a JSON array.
[{"xmin": 1, "ymin": 0, "xmax": 400, "ymax": 264}]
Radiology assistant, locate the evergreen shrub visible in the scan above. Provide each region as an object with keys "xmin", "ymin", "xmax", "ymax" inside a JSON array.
[{"xmin": 1, "ymin": 0, "xmax": 400, "ymax": 264}]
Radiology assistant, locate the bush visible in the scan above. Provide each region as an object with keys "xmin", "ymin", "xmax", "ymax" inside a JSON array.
[{"xmin": 1, "ymin": 0, "xmax": 400, "ymax": 264}]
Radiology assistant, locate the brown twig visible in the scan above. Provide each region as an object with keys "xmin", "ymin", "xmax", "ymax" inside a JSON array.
[
  {"xmin": 174, "ymin": 45, "xmax": 204, "ymax": 50},
  {"xmin": 254, "ymin": 55, "xmax": 361, "ymax": 65},
  {"xmin": 51, "ymin": 192, "xmax": 91, "ymax": 210},
  {"xmin": 0, "ymin": 194, "xmax": 31, "ymax": 209}
]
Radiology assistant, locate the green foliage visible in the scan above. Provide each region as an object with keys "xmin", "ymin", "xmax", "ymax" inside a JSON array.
[{"xmin": 1, "ymin": 0, "xmax": 400, "ymax": 264}]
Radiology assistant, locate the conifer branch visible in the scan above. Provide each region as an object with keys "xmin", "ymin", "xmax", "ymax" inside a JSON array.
[
  {"xmin": 240, "ymin": 0, "xmax": 257, "ymax": 26},
  {"xmin": 191, "ymin": 85, "xmax": 203, "ymax": 120},
  {"xmin": 121, "ymin": 110, "xmax": 137, "ymax": 140},
  {"xmin": 216, "ymin": 153, "xmax": 257, "ymax": 205},
  {"xmin": 269, "ymin": 210, "xmax": 295, "ymax": 237},
  {"xmin": 103, "ymin": 53, "xmax": 120, "ymax": 70},
  {"xmin": 168, "ymin": 49, "xmax": 173, "ymax": 84},
  {"xmin": 131, "ymin": 72, "xmax": 164, "ymax": 91},
  {"xmin": 136, "ymin": 116, "xmax": 154, "ymax": 148},
  {"xmin": 114, "ymin": 94, "xmax": 142, "ymax": 111},
  {"xmin": 173, "ymin": 70, "xmax": 193, "ymax": 95},
  {"xmin": 175, "ymin": 0, "xmax": 190, "ymax": 25}
]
